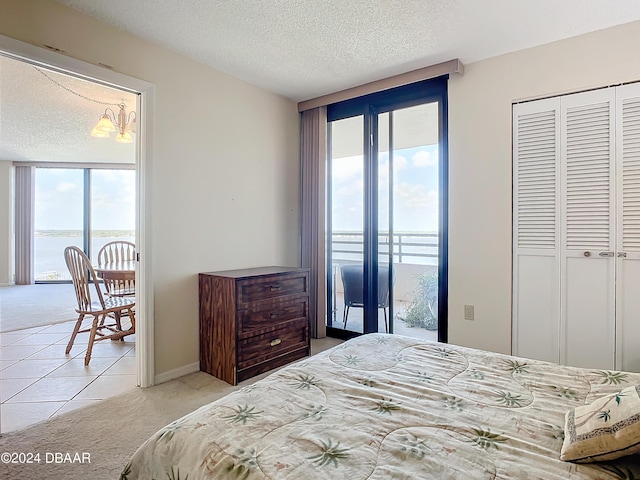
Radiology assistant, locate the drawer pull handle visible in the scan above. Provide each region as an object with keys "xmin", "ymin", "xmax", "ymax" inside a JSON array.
[
  {"xmin": 270, "ymin": 311, "xmax": 282, "ymax": 319},
  {"xmin": 270, "ymin": 338, "xmax": 282, "ymax": 347},
  {"xmin": 269, "ymin": 284, "xmax": 281, "ymax": 291}
]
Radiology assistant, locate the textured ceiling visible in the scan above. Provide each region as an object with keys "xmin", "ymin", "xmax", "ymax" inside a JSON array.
[
  {"xmin": 0, "ymin": 55, "xmax": 136, "ymax": 164},
  {"xmin": 57, "ymin": 0, "xmax": 640, "ymax": 101},
  {"xmin": 4, "ymin": 1, "xmax": 640, "ymax": 164}
]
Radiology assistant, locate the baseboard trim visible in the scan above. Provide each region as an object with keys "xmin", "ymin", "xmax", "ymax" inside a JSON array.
[{"xmin": 154, "ymin": 362, "xmax": 200, "ymax": 385}]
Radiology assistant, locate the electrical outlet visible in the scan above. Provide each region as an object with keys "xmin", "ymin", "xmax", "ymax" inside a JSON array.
[{"xmin": 464, "ymin": 305, "xmax": 474, "ymax": 321}]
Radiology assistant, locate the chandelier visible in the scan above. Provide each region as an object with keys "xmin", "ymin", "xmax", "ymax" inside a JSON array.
[
  {"xmin": 33, "ymin": 66, "xmax": 137, "ymax": 144},
  {"xmin": 91, "ymin": 103, "xmax": 137, "ymax": 144}
]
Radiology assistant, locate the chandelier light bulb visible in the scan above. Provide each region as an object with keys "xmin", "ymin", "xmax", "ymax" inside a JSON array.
[
  {"xmin": 91, "ymin": 103, "xmax": 136, "ymax": 143},
  {"xmin": 91, "ymin": 126, "xmax": 110, "ymax": 138},
  {"xmin": 115, "ymin": 131, "xmax": 133, "ymax": 144},
  {"xmin": 95, "ymin": 113, "xmax": 116, "ymax": 133}
]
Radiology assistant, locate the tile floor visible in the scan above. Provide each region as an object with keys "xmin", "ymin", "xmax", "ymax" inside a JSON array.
[
  {"xmin": 0, "ymin": 319, "xmax": 136, "ymax": 433},
  {"xmin": 328, "ymin": 293, "xmax": 439, "ymax": 341}
]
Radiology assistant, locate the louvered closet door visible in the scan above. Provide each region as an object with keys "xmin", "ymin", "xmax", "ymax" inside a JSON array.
[
  {"xmin": 512, "ymin": 98, "xmax": 561, "ymax": 363},
  {"xmin": 616, "ymin": 83, "xmax": 640, "ymax": 372},
  {"xmin": 560, "ymin": 89, "xmax": 616, "ymax": 370}
]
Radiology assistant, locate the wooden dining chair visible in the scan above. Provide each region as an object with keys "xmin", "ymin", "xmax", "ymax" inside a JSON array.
[
  {"xmin": 97, "ymin": 240, "xmax": 136, "ymax": 297},
  {"xmin": 64, "ymin": 246, "xmax": 136, "ymax": 366},
  {"xmin": 97, "ymin": 240, "xmax": 136, "ymax": 264}
]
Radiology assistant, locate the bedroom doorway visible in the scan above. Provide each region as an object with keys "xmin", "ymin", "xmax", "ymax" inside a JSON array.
[
  {"xmin": 0, "ymin": 33, "xmax": 155, "ymax": 433},
  {"xmin": 326, "ymin": 77, "xmax": 448, "ymax": 342}
]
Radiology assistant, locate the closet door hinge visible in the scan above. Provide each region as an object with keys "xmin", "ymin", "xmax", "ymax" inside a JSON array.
[{"xmin": 617, "ymin": 252, "xmax": 627, "ymax": 258}]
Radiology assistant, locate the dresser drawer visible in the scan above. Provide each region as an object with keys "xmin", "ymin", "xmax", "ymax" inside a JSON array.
[
  {"xmin": 200, "ymin": 267, "xmax": 309, "ymax": 385},
  {"xmin": 238, "ymin": 298, "xmax": 308, "ymax": 334},
  {"xmin": 236, "ymin": 272, "xmax": 308, "ymax": 308},
  {"xmin": 237, "ymin": 325, "xmax": 307, "ymax": 370}
]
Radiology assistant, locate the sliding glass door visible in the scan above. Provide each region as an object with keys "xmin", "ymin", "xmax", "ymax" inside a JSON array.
[
  {"xmin": 326, "ymin": 78, "xmax": 448, "ymax": 341},
  {"xmin": 34, "ymin": 166, "xmax": 135, "ymax": 282},
  {"xmin": 34, "ymin": 168, "xmax": 84, "ymax": 281},
  {"xmin": 327, "ymin": 114, "xmax": 367, "ymax": 334},
  {"xmin": 90, "ymin": 169, "xmax": 136, "ymax": 258}
]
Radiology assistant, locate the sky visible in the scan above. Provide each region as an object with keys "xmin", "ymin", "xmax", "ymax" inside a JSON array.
[
  {"xmin": 34, "ymin": 168, "xmax": 135, "ymax": 231},
  {"xmin": 33, "ymin": 142, "xmax": 437, "ymax": 233},
  {"xmin": 331, "ymin": 144, "xmax": 439, "ymax": 233}
]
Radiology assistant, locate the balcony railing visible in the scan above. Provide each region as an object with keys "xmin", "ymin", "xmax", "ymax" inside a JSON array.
[{"xmin": 331, "ymin": 231, "xmax": 438, "ymax": 265}]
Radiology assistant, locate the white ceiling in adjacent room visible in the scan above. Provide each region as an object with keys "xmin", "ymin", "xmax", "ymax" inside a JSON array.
[{"xmin": 0, "ymin": 54, "xmax": 136, "ymax": 164}]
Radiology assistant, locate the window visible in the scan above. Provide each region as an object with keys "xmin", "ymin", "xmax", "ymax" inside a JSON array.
[
  {"xmin": 326, "ymin": 78, "xmax": 449, "ymax": 341},
  {"xmin": 34, "ymin": 166, "xmax": 135, "ymax": 282}
]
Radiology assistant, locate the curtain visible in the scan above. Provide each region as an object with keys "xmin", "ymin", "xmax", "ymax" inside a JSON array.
[
  {"xmin": 300, "ymin": 107, "xmax": 327, "ymax": 338},
  {"xmin": 14, "ymin": 165, "xmax": 35, "ymax": 284}
]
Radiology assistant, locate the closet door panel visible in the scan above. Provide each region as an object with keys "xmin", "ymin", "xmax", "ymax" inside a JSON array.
[
  {"xmin": 616, "ymin": 83, "xmax": 640, "ymax": 372},
  {"xmin": 515, "ymin": 85, "xmax": 640, "ymax": 372},
  {"xmin": 617, "ymin": 260, "xmax": 640, "ymax": 372},
  {"xmin": 560, "ymin": 89, "xmax": 616, "ymax": 370},
  {"xmin": 513, "ymin": 255, "xmax": 559, "ymax": 362},
  {"xmin": 564, "ymin": 256, "xmax": 615, "ymax": 368},
  {"xmin": 512, "ymin": 99, "xmax": 560, "ymax": 362}
]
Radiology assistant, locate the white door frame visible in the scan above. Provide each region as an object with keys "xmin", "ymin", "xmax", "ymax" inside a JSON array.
[{"xmin": 0, "ymin": 34, "xmax": 155, "ymax": 388}]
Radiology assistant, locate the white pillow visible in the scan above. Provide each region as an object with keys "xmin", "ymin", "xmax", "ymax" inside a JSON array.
[{"xmin": 561, "ymin": 384, "xmax": 640, "ymax": 462}]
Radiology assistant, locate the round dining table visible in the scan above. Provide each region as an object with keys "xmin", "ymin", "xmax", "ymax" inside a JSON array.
[{"xmin": 95, "ymin": 260, "xmax": 136, "ymax": 297}]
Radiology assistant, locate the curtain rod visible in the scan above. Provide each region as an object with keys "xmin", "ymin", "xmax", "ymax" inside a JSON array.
[{"xmin": 297, "ymin": 59, "xmax": 464, "ymax": 112}]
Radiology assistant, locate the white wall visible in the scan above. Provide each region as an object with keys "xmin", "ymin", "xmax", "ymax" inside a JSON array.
[
  {"xmin": 0, "ymin": 161, "xmax": 12, "ymax": 285},
  {"xmin": 0, "ymin": 0, "xmax": 300, "ymax": 377},
  {"xmin": 448, "ymin": 20, "xmax": 640, "ymax": 354},
  {"xmin": 4, "ymin": 2, "xmax": 640, "ymax": 368}
]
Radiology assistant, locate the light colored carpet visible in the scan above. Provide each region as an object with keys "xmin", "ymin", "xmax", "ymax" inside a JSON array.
[
  {"xmin": 0, "ymin": 372, "xmax": 239, "ymax": 480},
  {"xmin": 0, "ymin": 337, "xmax": 343, "ymax": 480},
  {"xmin": 0, "ymin": 284, "xmax": 78, "ymax": 333}
]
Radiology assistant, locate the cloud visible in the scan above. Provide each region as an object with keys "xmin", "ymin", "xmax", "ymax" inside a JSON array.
[
  {"xmin": 412, "ymin": 149, "xmax": 437, "ymax": 167},
  {"xmin": 35, "ymin": 170, "xmax": 135, "ymax": 230},
  {"xmin": 392, "ymin": 155, "xmax": 409, "ymax": 171},
  {"xmin": 379, "ymin": 154, "xmax": 408, "ymax": 171},
  {"xmin": 56, "ymin": 181, "xmax": 80, "ymax": 193},
  {"xmin": 396, "ymin": 183, "xmax": 438, "ymax": 209},
  {"xmin": 393, "ymin": 184, "xmax": 439, "ymax": 231},
  {"xmin": 331, "ymin": 155, "xmax": 362, "ymax": 182},
  {"xmin": 378, "ymin": 154, "xmax": 408, "ymax": 183},
  {"xmin": 335, "ymin": 178, "xmax": 363, "ymax": 197},
  {"xmin": 333, "ymin": 153, "xmax": 411, "ymax": 185}
]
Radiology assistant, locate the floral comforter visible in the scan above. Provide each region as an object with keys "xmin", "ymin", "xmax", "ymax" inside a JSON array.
[{"xmin": 121, "ymin": 334, "xmax": 640, "ymax": 479}]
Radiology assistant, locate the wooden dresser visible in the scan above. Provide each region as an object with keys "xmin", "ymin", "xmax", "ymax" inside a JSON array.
[{"xmin": 199, "ymin": 266, "xmax": 310, "ymax": 385}]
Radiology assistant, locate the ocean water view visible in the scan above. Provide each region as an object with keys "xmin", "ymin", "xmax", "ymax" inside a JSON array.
[{"xmin": 35, "ymin": 230, "xmax": 135, "ymax": 281}]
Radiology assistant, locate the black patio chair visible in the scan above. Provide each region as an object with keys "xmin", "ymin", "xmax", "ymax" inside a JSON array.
[{"xmin": 340, "ymin": 264, "xmax": 392, "ymax": 333}]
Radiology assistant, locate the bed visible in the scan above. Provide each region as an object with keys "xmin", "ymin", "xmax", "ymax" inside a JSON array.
[{"xmin": 121, "ymin": 334, "xmax": 640, "ymax": 479}]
